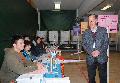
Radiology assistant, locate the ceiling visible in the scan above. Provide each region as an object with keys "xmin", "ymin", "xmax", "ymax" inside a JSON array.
[
  {"xmin": 92, "ymin": 0, "xmax": 120, "ymax": 13},
  {"xmin": 37, "ymin": 0, "xmax": 83, "ymax": 10},
  {"xmin": 30, "ymin": 0, "xmax": 120, "ymax": 17}
]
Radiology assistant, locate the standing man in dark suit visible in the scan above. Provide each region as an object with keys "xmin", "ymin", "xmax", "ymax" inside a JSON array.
[{"xmin": 82, "ymin": 14, "xmax": 109, "ymax": 83}]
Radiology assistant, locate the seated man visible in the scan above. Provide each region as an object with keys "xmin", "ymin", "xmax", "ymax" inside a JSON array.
[{"xmin": 0, "ymin": 35, "xmax": 45, "ymax": 83}]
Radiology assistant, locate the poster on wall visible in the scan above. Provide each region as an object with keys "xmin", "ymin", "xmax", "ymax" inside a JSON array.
[
  {"xmin": 80, "ymin": 22, "xmax": 88, "ymax": 34},
  {"xmin": 36, "ymin": 31, "xmax": 47, "ymax": 41},
  {"xmin": 98, "ymin": 15, "xmax": 118, "ymax": 33},
  {"xmin": 71, "ymin": 26, "xmax": 80, "ymax": 42},
  {"xmin": 49, "ymin": 31, "xmax": 58, "ymax": 41},
  {"xmin": 60, "ymin": 31, "xmax": 70, "ymax": 42},
  {"xmin": 72, "ymin": 26, "xmax": 80, "ymax": 36},
  {"xmin": 71, "ymin": 30, "xmax": 78, "ymax": 41}
]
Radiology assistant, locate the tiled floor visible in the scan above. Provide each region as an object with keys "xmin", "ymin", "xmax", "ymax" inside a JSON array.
[{"xmin": 63, "ymin": 51, "xmax": 120, "ymax": 83}]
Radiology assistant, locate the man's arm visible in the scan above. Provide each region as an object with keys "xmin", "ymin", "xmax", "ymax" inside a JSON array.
[
  {"xmin": 97, "ymin": 28, "xmax": 109, "ymax": 53},
  {"xmin": 6, "ymin": 54, "xmax": 37, "ymax": 75},
  {"xmin": 82, "ymin": 32, "xmax": 94, "ymax": 55}
]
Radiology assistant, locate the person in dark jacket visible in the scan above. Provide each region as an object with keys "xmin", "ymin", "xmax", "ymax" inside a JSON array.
[
  {"xmin": 31, "ymin": 36, "xmax": 46, "ymax": 57},
  {"xmin": 82, "ymin": 14, "xmax": 109, "ymax": 83}
]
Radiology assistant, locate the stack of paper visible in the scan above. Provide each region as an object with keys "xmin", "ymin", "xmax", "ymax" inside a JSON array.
[{"xmin": 16, "ymin": 74, "xmax": 43, "ymax": 83}]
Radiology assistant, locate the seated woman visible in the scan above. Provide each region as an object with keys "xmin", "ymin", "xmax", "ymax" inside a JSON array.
[
  {"xmin": 38, "ymin": 37, "xmax": 45, "ymax": 49},
  {"xmin": 22, "ymin": 40, "xmax": 36, "ymax": 61},
  {"xmin": 31, "ymin": 36, "xmax": 46, "ymax": 57}
]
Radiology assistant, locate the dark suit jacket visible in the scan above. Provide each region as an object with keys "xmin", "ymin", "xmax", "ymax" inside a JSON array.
[{"xmin": 82, "ymin": 26, "xmax": 109, "ymax": 65}]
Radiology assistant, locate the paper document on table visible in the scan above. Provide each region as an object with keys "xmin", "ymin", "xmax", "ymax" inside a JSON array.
[
  {"xmin": 16, "ymin": 74, "xmax": 43, "ymax": 83},
  {"xmin": 44, "ymin": 77, "xmax": 70, "ymax": 83}
]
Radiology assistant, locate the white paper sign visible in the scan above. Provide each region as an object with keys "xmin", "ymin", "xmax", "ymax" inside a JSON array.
[
  {"xmin": 49, "ymin": 31, "xmax": 58, "ymax": 41},
  {"xmin": 60, "ymin": 31, "xmax": 70, "ymax": 42}
]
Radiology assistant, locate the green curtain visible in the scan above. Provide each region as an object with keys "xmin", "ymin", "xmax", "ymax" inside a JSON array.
[
  {"xmin": 0, "ymin": 0, "xmax": 38, "ymax": 67},
  {"xmin": 40, "ymin": 10, "xmax": 76, "ymax": 31}
]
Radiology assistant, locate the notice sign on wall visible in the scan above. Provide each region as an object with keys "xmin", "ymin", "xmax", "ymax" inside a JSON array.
[
  {"xmin": 49, "ymin": 31, "xmax": 58, "ymax": 41},
  {"xmin": 80, "ymin": 22, "xmax": 88, "ymax": 34},
  {"xmin": 72, "ymin": 26, "xmax": 80, "ymax": 36},
  {"xmin": 98, "ymin": 15, "xmax": 118, "ymax": 33},
  {"xmin": 60, "ymin": 31, "xmax": 70, "ymax": 42}
]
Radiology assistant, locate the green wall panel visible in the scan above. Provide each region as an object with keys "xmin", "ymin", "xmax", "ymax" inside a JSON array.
[
  {"xmin": 0, "ymin": 0, "xmax": 38, "ymax": 67},
  {"xmin": 40, "ymin": 10, "xmax": 76, "ymax": 31}
]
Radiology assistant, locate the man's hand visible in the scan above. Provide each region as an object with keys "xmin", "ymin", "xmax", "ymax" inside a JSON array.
[
  {"xmin": 91, "ymin": 50, "xmax": 100, "ymax": 57},
  {"xmin": 36, "ymin": 63, "xmax": 45, "ymax": 70},
  {"xmin": 29, "ymin": 63, "xmax": 47, "ymax": 74}
]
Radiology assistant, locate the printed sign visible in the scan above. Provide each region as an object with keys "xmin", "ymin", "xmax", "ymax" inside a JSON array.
[{"xmin": 98, "ymin": 15, "xmax": 118, "ymax": 33}]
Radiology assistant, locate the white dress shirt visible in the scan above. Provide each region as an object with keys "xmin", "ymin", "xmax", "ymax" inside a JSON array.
[{"xmin": 91, "ymin": 27, "xmax": 97, "ymax": 48}]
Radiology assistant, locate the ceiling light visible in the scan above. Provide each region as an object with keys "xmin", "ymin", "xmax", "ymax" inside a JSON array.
[
  {"xmin": 101, "ymin": 4, "xmax": 112, "ymax": 10},
  {"xmin": 54, "ymin": 2, "xmax": 61, "ymax": 10}
]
